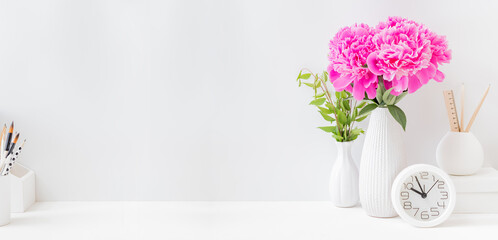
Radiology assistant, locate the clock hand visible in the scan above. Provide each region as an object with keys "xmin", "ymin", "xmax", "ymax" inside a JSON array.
[
  {"xmin": 426, "ymin": 180, "xmax": 440, "ymax": 195},
  {"xmin": 415, "ymin": 176, "xmax": 425, "ymax": 194},
  {"xmin": 409, "ymin": 187, "xmax": 424, "ymax": 197}
]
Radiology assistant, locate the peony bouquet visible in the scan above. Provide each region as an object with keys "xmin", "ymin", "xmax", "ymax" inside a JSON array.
[{"xmin": 327, "ymin": 17, "xmax": 451, "ymax": 130}]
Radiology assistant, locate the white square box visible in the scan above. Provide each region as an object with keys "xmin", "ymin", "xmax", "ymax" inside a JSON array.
[
  {"xmin": 9, "ymin": 163, "xmax": 35, "ymax": 213},
  {"xmin": 450, "ymin": 167, "xmax": 498, "ymax": 213}
]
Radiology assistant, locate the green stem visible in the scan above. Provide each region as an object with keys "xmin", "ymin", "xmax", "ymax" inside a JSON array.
[
  {"xmin": 349, "ymin": 100, "xmax": 357, "ymax": 133},
  {"xmin": 302, "ymin": 68, "xmax": 343, "ymax": 137}
]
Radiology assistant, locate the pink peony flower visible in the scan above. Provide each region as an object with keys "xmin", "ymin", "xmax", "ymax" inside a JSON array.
[
  {"xmin": 327, "ymin": 24, "xmax": 378, "ymax": 100},
  {"xmin": 326, "ymin": 17, "xmax": 451, "ymax": 100},
  {"xmin": 426, "ymin": 30, "xmax": 452, "ymax": 83},
  {"xmin": 366, "ymin": 17, "xmax": 451, "ymax": 95}
]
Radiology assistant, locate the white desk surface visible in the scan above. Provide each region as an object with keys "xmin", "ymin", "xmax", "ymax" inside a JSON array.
[{"xmin": 1, "ymin": 201, "xmax": 498, "ymax": 240}]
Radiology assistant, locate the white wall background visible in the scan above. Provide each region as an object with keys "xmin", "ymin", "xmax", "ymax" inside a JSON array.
[{"xmin": 0, "ymin": 0, "xmax": 497, "ymax": 200}]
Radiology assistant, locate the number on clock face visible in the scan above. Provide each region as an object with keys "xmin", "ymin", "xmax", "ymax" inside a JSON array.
[{"xmin": 400, "ymin": 171, "xmax": 449, "ymax": 221}]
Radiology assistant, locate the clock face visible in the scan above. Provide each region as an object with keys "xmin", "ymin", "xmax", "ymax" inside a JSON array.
[
  {"xmin": 399, "ymin": 171, "xmax": 449, "ymax": 221},
  {"xmin": 392, "ymin": 164, "xmax": 455, "ymax": 227}
]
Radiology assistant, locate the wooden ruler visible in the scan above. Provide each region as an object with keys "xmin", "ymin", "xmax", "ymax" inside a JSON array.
[{"xmin": 443, "ymin": 90, "xmax": 460, "ymax": 132}]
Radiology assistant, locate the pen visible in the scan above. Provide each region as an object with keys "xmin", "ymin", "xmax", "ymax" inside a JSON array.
[{"xmin": 1, "ymin": 140, "xmax": 25, "ymax": 176}]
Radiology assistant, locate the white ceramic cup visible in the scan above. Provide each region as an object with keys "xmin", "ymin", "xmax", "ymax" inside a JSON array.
[{"xmin": 436, "ymin": 131, "xmax": 483, "ymax": 176}]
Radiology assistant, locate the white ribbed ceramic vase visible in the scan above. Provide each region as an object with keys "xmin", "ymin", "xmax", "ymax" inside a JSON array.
[
  {"xmin": 359, "ymin": 107, "xmax": 406, "ymax": 218},
  {"xmin": 329, "ymin": 141, "xmax": 359, "ymax": 207}
]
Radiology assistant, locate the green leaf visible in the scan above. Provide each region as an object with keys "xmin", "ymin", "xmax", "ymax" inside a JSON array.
[
  {"xmin": 387, "ymin": 105, "xmax": 407, "ymax": 131},
  {"xmin": 318, "ymin": 106, "xmax": 332, "ymax": 114},
  {"xmin": 382, "ymin": 88, "xmax": 396, "ymax": 105},
  {"xmin": 322, "ymin": 71, "xmax": 328, "ymax": 79},
  {"xmin": 332, "ymin": 134, "xmax": 344, "ymax": 142},
  {"xmin": 348, "ymin": 128, "xmax": 364, "ymax": 141},
  {"xmin": 316, "ymin": 92, "xmax": 325, "ymax": 98},
  {"xmin": 386, "ymin": 96, "xmax": 396, "ymax": 105},
  {"xmin": 357, "ymin": 101, "xmax": 367, "ymax": 108},
  {"xmin": 319, "ymin": 111, "xmax": 334, "ymax": 122},
  {"xmin": 358, "ymin": 103, "xmax": 378, "ymax": 116},
  {"xmin": 337, "ymin": 110, "xmax": 347, "ymax": 125},
  {"xmin": 341, "ymin": 91, "xmax": 348, "ymax": 98},
  {"xmin": 342, "ymin": 99, "xmax": 351, "ymax": 111},
  {"xmin": 348, "ymin": 134, "xmax": 359, "ymax": 141},
  {"xmin": 376, "ymin": 80, "xmax": 385, "ymax": 104},
  {"xmin": 355, "ymin": 115, "xmax": 368, "ymax": 122},
  {"xmin": 332, "ymin": 126, "xmax": 340, "ymax": 135},
  {"xmin": 303, "ymin": 82, "xmax": 314, "ymax": 88},
  {"xmin": 394, "ymin": 91, "xmax": 408, "ymax": 104},
  {"xmin": 300, "ymin": 73, "xmax": 311, "ymax": 80},
  {"xmin": 351, "ymin": 128, "xmax": 364, "ymax": 135},
  {"xmin": 315, "ymin": 80, "xmax": 322, "ymax": 88},
  {"xmin": 309, "ymin": 98, "xmax": 326, "ymax": 106},
  {"xmin": 326, "ymin": 103, "xmax": 336, "ymax": 112},
  {"xmin": 297, "ymin": 70, "xmax": 302, "ymax": 81},
  {"xmin": 335, "ymin": 91, "xmax": 341, "ymax": 99},
  {"xmin": 318, "ymin": 126, "xmax": 335, "ymax": 133}
]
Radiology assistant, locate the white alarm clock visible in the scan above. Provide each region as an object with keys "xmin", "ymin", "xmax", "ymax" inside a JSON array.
[{"xmin": 391, "ymin": 164, "xmax": 455, "ymax": 227}]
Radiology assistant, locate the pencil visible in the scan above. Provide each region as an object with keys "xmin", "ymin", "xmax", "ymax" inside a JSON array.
[
  {"xmin": 5, "ymin": 122, "xmax": 13, "ymax": 151},
  {"xmin": 0, "ymin": 125, "xmax": 6, "ymax": 159},
  {"xmin": 465, "ymin": 85, "xmax": 491, "ymax": 132},
  {"xmin": 5, "ymin": 133, "xmax": 19, "ymax": 158},
  {"xmin": 1, "ymin": 140, "xmax": 25, "ymax": 176}
]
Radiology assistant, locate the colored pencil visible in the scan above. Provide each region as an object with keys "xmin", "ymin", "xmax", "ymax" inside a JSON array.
[
  {"xmin": 5, "ymin": 133, "xmax": 19, "ymax": 158},
  {"xmin": 5, "ymin": 122, "xmax": 13, "ymax": 151}
]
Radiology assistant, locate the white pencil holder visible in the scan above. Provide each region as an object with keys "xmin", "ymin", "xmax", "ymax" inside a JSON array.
[
  {"xmin": 0, "ymin": 175, "xmax": 10, "ymax": 226},
  {"xmin": 10, "ymin": 163, "xmax": 35, "ymax": 213},
  {"xmin": 436, "ymin": 131, "xmax": 483, "ymax": 176}
]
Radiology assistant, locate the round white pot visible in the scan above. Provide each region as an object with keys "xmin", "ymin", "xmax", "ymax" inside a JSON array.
[
  {"xmin": 359, "ymin": 107, "xmax": 406, "ymax": 218},
  {"xmin": 329, "ymin": 141, "xmax": 359, "ymax": 208},
  {"xmin": 436, "ymin": 131, "xmax": 483, "ymax": 176}
]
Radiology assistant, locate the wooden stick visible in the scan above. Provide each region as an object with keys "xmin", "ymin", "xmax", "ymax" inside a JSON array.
[
  {"xmin": 465, "ymin": 85, "xmax": 491, "ymax": 132},
  {"xmin": 460, "ymin": 83, "xmax": 465, "ymax": 132}
]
